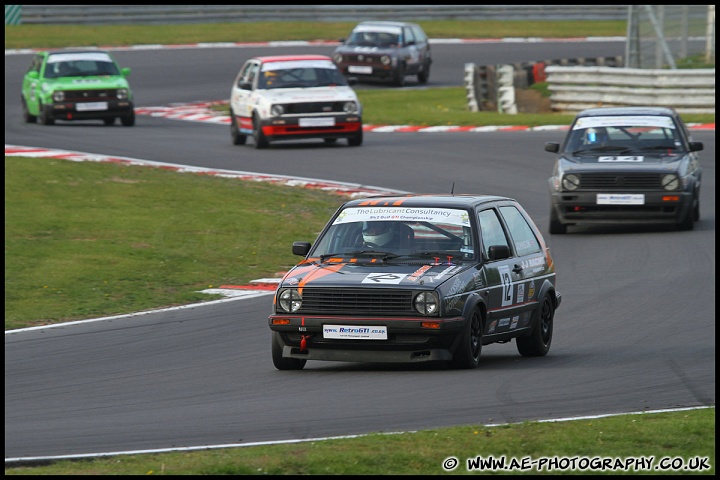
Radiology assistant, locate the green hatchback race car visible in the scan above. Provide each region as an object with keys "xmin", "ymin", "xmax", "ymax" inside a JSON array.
[{"xmin": 21, "ymin": 49, "xmax": 135, "ymax": 126}]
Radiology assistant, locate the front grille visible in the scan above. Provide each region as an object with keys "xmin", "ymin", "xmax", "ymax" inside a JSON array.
[
  {"xmin": 346, "ymin": 54, "xmax": 383, "ymax": 65},
  {"xmin": 283, "ymin": 102, "xmax": 345, "ymax": 114},
  {"xmin": 299, "ymin": 288, "xmax": 415, "ymax": 315},
  {"xmin": 579, "ymin": 173, "xmax": 664, "ymax": 190},
  {"xmin": 61, "ymin": 89, "xmax": 119, "ymax": 101}
]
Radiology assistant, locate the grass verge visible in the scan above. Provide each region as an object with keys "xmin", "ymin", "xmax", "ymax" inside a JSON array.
[
  {"xmin": 4, "ymin": 156, "xmax": 342, "ymax": 330},
  {"xmin": 5, "ymin": 408, "xmax": 714, "ymax": 475},
  {"xmin": 4, "ymin": 20, "xmax": 628, "ymax": 50}
]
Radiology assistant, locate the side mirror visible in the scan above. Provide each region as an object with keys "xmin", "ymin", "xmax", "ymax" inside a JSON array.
[
  {"xmin": 487, "ymin": 245, "xmax": 511, "ymax": 261},
  {"xmin": 239, "ymin": 81, "xmax": 253, "ymax": 91},
  {"xmin": 545, "ymin": 142, "xmax": 560, "ymax": 153},
  {"xmin": 688, "ymin": 141, "xmax": 704, "ymax": 152},
  {"xmin": 27, "ymin": 71, "xmax": 39, "ymax": 80},
  {"xmin": 121, "ymin": 67, "xmax": 131, "ymax": 76},
  {"xmin": 292, "ymin": 241, "xmax": 311, "ymax": 256}
]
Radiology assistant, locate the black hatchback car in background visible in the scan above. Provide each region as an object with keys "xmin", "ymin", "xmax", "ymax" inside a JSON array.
[
  {"xmin": 332, "ymin": 21, "xmax": 431, "ymax": 86},
  {"xmin": 545, "ymin": 107, "xmax": 703, "ymax": 233},
  {"xmin": 268, "ymin": 194, "xmax": 561, "ymax": 370}
]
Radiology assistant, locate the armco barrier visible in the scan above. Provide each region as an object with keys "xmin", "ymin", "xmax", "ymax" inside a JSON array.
[
  {"xmin": 7, "ymin": 5, "xmax": 628, "ymax": 25},
  {"xmin": 465, "ymin": 58, "xmax": 714, "ymax": 115},
  {"xmin": 546, "ymin": 66, "xmax": 715, "ymax": 114}
]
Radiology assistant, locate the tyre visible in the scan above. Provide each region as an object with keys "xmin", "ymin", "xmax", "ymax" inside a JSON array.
[
  {"xmin": 517, "ymin": 294, "xmax": 554, "ymax": 357},
  {"xmin": 21, "ymin": 97, "xmax": 37, "ymax": 123},
  {"xmin": 323, "ymin": 138, "xmax": 338, "ymax": 144},
  {"xmin": 450, "ymin": 308, "xmax": 483, "ymax": 369},
  {"xmin": 103, "ymin": 117, "xmax": 116, "ymax": 126},
  {"xmin": 347, "ymin": 128, "xmax": 363, "ymax": 147},
  {"xmin": 38, "ymin": 103, "xmax": 54, "ymax": 125},
  {"xmin": 676, "ymin": 208, "xmax": 694, "ymax": 231},
  {"xmin": 417, "ymin": 61, "xmax": 430, "ymax": 84},
  {"xmin": 393, "ymin": 63, "xmax": 406, "ymax": 87},
  {"xmin": 121, "ymin": 110, "xmax": 135, "ymax": 127},
  {"xmin": 230, "ymin": 109, "xmax": 247, "ymax": 145},
  {"xmin": 271, "ymin": 332, "xmax": 306, "ymax": 370},
  {"xmin": 692, "ymin": 192, "xmax": 700, "ymax": 222},
  {"xmin": 549, "ymin": 206, "xmax": 566, "ymax": 234},
  {"xmin": 252, "ymin": 114, "xmax": 269, "ymax": 149}
]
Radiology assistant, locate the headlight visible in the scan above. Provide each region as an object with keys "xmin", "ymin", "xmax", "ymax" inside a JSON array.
[
  {"xmin": 333, "ymin": 53, "xmax": 343, "ymax": 64},
  {"xmin": 52, "ymin": 91, "xmax": 64, "ymax": 102},
  {"xmin": 270, "ymin": 104, "xmax": 284, "ymax": 117},
  {"xmin": 562, "ymin": 173, "xmax": 580, "ymax": 191},
  {"xmin": 380, "ymin": 55, "xmax": 392, "ymax": 66},
  {"xmin": 414, "ymin": 291, "xmax": 439, "ymax": 316},
  {"xmin": 278, "ymin": 289, "xmax": 302, "ymax": 313},
  {"xmin": 662, "ymin": 174, "xmax": 680, "ymax": 191},
  {"xmin": 116, "ymin": 88, "xmax": 128, "ymax": 100},
  {"xmin": 342, "ymin": 101, "xmax": 358, "ymax": 113}
]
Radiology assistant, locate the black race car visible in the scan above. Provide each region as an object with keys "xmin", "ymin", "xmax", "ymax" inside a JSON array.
[
  {"xmin": 545, "ymin": 107, "xmax": 704, "ymax": 233},
  {"xmin": 268, "ymin": 194, "xmax": 561, "ymax": 370},
  {"xmin": 332, "ymin": 21, "xmax": 431, "ymax": 87}
]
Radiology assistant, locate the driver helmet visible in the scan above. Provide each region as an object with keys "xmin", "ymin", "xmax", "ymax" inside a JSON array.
[
  {"xmin": 362, "ymin": 221, "xmax": 393, "ymax": 246},
  {"xmin": 585, "ymin": 127, "xmax": 608, "ymax": 144}
]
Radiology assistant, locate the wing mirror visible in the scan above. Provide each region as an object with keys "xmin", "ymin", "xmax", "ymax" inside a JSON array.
[
  {"xmin": 487, "ymin": 245, "xmax": 511, "ymax": 261},
  {"xmin": 292, "ymin": 241, "xmax": 311, "ymax": 256},
  {"xmin": 545, "ymin": 142, "xmax": 560, "ymax": 153}
]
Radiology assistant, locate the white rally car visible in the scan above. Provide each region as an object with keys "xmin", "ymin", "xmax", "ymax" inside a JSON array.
[{"xmin": 229, "ymin": 54, "xmax": 363, "ymax": 149}]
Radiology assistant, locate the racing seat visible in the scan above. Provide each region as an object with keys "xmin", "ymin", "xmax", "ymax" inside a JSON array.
[{"xmin": 393, "ymin": 223, "xmax": 415, "ymax": 249}]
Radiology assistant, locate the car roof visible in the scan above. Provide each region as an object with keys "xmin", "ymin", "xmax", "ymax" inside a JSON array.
[
  {"xmin": 576, "ymin": 106, "xmax": 678, "ymax": 118},
  {"xmin": 253, "ymin": 55, "xmax": 333, "ymax": 64},
  {"xmin": 46, "ymin": 49, "xmax": 111, "ymax": 56},
  {"xmin": 354, "ymin": 21, "xmax": 420, "ymax": 29},
  {"xmin": 343, "ymin": 194, "xmax": 514, "ymax": 209}
]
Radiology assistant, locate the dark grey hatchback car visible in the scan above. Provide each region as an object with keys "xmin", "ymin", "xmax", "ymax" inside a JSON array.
[
  {"xmin": 268, "ymin": 194, "xmax": 561, "ymax": 370},
  {"xmin": 332, "ymin": 21, "xmax": 431, "ymax": 87},
  {"xmin": 545, "ymin": 107, "xmax": 703, "ymax": 233}
]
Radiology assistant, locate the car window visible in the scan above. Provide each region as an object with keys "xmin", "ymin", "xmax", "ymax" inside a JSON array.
[
  {"xmin": 412, "ymin": 25, "xmax": 427, "ymax": 43},
  {"xmin": 404, "ymin": 26, "xmax": 415, "ymax": 45},
  {"xmin": 27, "ymin": 54, "xmax": 43, "ymax": 75},
  {"xmin": 310, "ymin": 207, "xmax": 474, "ymax": 259},
  {"xmin": 478, "ymin": 209, "xmax": 509, "ymax": 258},
  {"xmin": 258, "ymin": 61, "xmax": 347, "ymax": 89},
  {"xmin": 43, "ymin": 53, "xmax": 121, "ymax": 79},
  {"xmin": 498, "ymin": 206, "xmax": 541, "ymax": 257},
  {"xmin": 347, "ymin": 25, "xmax": 402, "ymax": 47},
  {"xmin": 564, "ymin": 115, "xmax": 684, "ymax": 153}
]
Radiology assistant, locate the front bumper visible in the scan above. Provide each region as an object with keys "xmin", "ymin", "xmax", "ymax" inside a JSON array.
[
  {"xmin": 550, "ymin": 190, "xmax": 693, "ymax": 225},
  {"xmin": 269, "ymin": 314, "xmax": 465, "ymax": 363},
  {"xmin": 45, "ymin": 100, "xmax": 134, "ymax": 121},
  {"xmin": 338, "ymin": 64, "xmax": 397, "ymax": 81},
  {"xmin": 258, "ymin": 115, "xmax": 362, "ymax": 141}
]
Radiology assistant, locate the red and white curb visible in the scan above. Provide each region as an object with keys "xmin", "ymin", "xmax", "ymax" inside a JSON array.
[
  {"xmin": 135, "ymin": 102, "xmax": 715, "ymax": 132},
  {"xmin": 5, "ymin": 144, "xmax": 403, "ymax": 298},
  {"xmin": 136, "ymin": 102, "xmax": 574, "ymax": 132},
  {"xmin": 4, "ymin": 36, "xmax": 629, "ymax": 56}
]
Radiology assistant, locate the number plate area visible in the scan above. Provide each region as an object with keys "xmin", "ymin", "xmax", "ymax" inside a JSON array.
[
  {"xmin": 76, "ymin": 102, "xmax": 108, "ymax": 111},
  {"xmin": 348, "ymin": 65, "xmax": 372, "ymax": 74},
  {"xmin": 323, "ymin": 324, "xmax": 388, "ymax": 340},
  {"xmin": 299, "ymin": 117, "xmax": 335, "ymax": 127},
  {"xmin": 596, "ymin": 194, "xmax": 645, "ymax": 205}
]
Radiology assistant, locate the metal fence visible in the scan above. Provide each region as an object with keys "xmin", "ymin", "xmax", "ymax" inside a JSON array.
[
  {"xmin": 6, "ymin": 5, "xmax": 628, "ymax": 25},
  {"xmin": 626, "ymin": 5, "xmax": 715, "ymax": 68}
]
